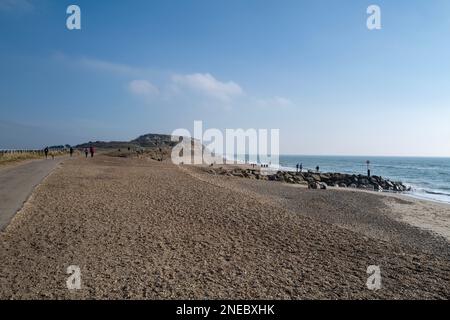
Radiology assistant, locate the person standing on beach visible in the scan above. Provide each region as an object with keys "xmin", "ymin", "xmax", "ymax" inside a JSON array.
[
  {"xmin": 69, "ymin": 147, "xmax": 74, "ymax": 157},
  {"xmin": 44, "ymin": 147, "xmax": 49, "ymax": 159},
  {"xmin": 89, "ymin": 146, "xmax": 95, "ymax": 158},
  {"xmin": 296, "ymin": 163, "xmax": 299, "ymax": 173},
  {"xmin": 84, "ymin": 148, "xmax": 88, "ymax": 158},
  {"xmin": 316, "ymin": 165, "xmax": 320, "ymax": 173}
]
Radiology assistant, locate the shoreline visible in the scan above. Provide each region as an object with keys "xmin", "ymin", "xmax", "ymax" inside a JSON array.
[
  {"xmin": 315, "ymin": 185, "xmax": 450, "ymax": 242},
  {"xmin": 192, "ymin": 163, "xmax": 450, "ymax": 245},
  {"xmin": 206, "ymin": 162, "xmax": 450, "ymax": 205},
  {"xmin": 229, "ymin": 155, "xmax": 450, "ymax": 204}
]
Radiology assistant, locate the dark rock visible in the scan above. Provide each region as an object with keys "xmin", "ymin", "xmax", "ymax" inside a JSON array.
[
  {"xmin": 205, "ymin": 166, "xmax": 408, "ymax": 194},
  {"xmin": 308, "ymin": 182, "xmax": 318, "ymax": 189}
]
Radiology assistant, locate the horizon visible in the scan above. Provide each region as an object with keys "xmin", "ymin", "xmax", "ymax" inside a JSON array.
[
  {"xmin": 1, "ymin": 0, "xmax": 450, "ymax": 157},
  {"xmin": 1, "ymin": 128, "xmax": 450, "ymax": 159}
]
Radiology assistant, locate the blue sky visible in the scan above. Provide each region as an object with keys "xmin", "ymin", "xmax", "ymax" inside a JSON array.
[{"xmin": 1, "ymin": 0, "xmax": 450, "ymax": 156}]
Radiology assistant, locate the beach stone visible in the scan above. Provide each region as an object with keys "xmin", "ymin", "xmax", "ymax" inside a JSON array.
[
  {"xmin": 375, "ymin": 185, "xmax": 383, "ymax": 192},
  {"xmin": 305, "ymin": 176, "xmax": 315, "ymax": 183},
  {"xmin": 308, "ymin": 182, "xmax": 318, "ymax": 189},
  {"xmin": 319, "ymin": 182, "xmax": 328, "ymax": 190},
  {"xmin": 386, "ymin": 181, "xmax": 394, "ymax": 188},
  {"xmin": 359, "ymin": 178, "xmax": 369, "ymax": 185}
]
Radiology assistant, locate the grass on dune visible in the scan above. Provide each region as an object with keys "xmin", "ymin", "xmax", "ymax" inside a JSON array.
[{"xmin": 0, "ymin": 151, "xmax": 67, "ymax": 166}]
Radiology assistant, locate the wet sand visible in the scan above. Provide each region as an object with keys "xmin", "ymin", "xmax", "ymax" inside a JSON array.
[{"xmin": 0, "ymin": 156, "xmax": 449, "ymax": 299}]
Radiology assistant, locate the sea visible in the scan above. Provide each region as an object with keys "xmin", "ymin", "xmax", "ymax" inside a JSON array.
[{"xmin": 276, "ymin": 155, "xmax": 450, "ymax": 204}]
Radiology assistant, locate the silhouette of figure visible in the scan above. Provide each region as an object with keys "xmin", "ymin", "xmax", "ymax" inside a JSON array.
[
  {"xmin": 89, "ymin": 146, "xmax": 95, "ymax": 158},
  {"xmin": 44, "ymin": 147, "xmax": 49, "ymax": 159},
  {"xmin": 84, "ymin": 148, "xmax": 88, "ymax": 158},
  {"xmin": 70, "ymin": 147, "xmax": 74, "ymax": 157},
  {"xmin": 316, "ymin": 166, "xmax": 320, "ymax": 173}
]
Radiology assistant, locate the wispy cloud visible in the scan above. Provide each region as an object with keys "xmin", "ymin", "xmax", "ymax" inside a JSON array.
[
  {"xmin": 53, "ymin": 52, "xmax": 141, "ymax": 77},
  {"xmin": 79, "ymin": 57, "xmax": 141, "ymax": 77},
  {"xmin": 254, "ymin": 96, "xmax": 294, "ymax": 108},
  {"xmin": 54, "ymin": 53, "xmax": 294, "ymax": 109},
  {"xmin": 171, "ymin": 73, "xmax": 243, "ymax": 102},
  {"xmin": 128, "ymin": 80, "xmax": 159, "ymax": 96},
  {"xmin": 0, "ymin": 0, "xmax": 33, "ymax": 12}
]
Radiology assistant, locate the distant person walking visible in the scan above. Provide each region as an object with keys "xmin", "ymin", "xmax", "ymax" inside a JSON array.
[
  {"xmin": 296, "ymin": 163, "xmax": 299, "ymax": 173},
  {"xmin": 44, "ymin": 147, "xmax": 49, "ymax": 159},
  {"xmin": 69, "ymin": 147, "xmax": 74, "ymax": 157},
  {"xmin": 84, "ymin": 148, "xmax": 88, "ymax": 158},
  {"xmin": 316, "ymin": 165, "xmax": 320, "ymax": 173},
  {"xmin": 89, "ymin": 146, "xmax": 95, "ymax": 158}
]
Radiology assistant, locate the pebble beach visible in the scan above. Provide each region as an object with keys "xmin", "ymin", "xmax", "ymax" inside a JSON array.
[{"xmin": 0, "ymin": 155, "xmax": 449, "ymax": 299}]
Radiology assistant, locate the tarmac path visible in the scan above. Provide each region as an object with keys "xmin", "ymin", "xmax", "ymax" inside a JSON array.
[{"xmin": 0, "ymin": 158, "xmax": 64, "ymax": 231}]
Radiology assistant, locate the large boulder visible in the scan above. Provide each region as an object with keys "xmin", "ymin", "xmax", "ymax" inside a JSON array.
[
  {"xmin": 359, "ymin": 178, "xmax": 369, "ymax": 185},
  {"xmin": 374, "ymin": 184, "xmax": 383, "ymax": 192},
  {"xmin": 305, "ymin": 176, "xmax": 316, "ymax": 183},
  {"xmin": 308, "ymin": 182, "xmax": 319, "ymax": 189}
]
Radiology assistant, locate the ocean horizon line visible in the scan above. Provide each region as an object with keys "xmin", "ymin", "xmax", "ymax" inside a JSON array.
[{"xmin": 238, "ymin": 154, "xmax": 450, "ymax": 159}]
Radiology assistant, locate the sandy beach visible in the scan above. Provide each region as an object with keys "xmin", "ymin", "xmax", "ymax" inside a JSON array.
[{"xmin": 0, "ymin": 156, "xmax": 449, "ymax": 299}]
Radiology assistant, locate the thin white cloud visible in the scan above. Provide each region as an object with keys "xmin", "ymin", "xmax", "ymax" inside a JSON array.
[
  {"xmin": 53, "ymin": 53, "xmax": 294, "ymax": 109},
  {"xmin": 53, "ymin": 53, "xmax": 141, "ymax": 77},
  {"xmin": 128, "ymin": 80, "xmax": 159, "ymax": 96},
  {"xmin": 0, "ymin": 0, "xmax": 33, "ymax": 11},
  {"xmin": 79, "ymin": 57, "xmax": 141, "ymax": 76},
  {"xmin": 255, "ymin": 96, "xmax": 294, "ymax": 108},
  {"xmin": 171, "ymin": 73, "xmax": 243, "ymax": 102}
]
